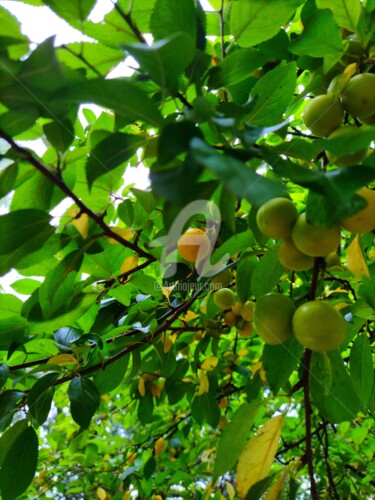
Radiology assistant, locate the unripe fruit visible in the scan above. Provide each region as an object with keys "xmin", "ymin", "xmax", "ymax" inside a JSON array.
[
  {"xmin": 253, "ymin": 293, "xmax": 296, "ymax": 345},
  {"xmin": 291, "ymin": 213, "xmax": 341, "ymax": 257},
  {"xmin": 256, "ymin": 198, "xmax": 298, "ymax": 239},
  {"xmin": 326, "ymin": 126, "xmax": 367, "ymax": 167},
  {"xmin": 359, "ymin": 113, "xmax": 375, "ymax": 125},
  {"xmin": 341, "ymin": 73, "xmax": 375, "ymax": 118},
  {"xmin": 341, "ymin": 40, "xmax": 365, "ymax": 64},
  {"xmin": 237, "ymin": 320, "xmax": 253, "ymax": 338},
  {"xmin": 240, "ymin": 300, "xmax": 255, "ymax": 322},
  {"xmin": 278, "ymin": 238, "xmax": 314, "ymax": 271},
  {"xmin": 325, "ymin": 252, "xmax": 341, "ymax": 267},
  {"xmin": 223, "ymin": 311, "xmax": 238, "ymax": 327},
  {"xmin": 303, "ymin": 95, "xmax": 344, "ymax": 137},
  {"xmin": 214, "ymin": 288, "xmax": 236, "ymax": 309},
  {"xmin": 211, "ymin": 268, "xmax": 232, "ymax": 289},
  {"xmin": 341, "ymin": 188, "xmax": 375, "ymax": 233},
  {"xmin": 177, "ymin": 228, "xmax": 211, "ymax": 263},
  {"xmin": 292, "ymin": 301, "xmax": 346, "ymax": 352}
]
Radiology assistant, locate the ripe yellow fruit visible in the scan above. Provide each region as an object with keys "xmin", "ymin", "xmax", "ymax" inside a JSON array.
[
  {"xmin": 237, "ymin": 320, "xmax": 253, "ymax": 338},
  {"xmin": 240, "ymin": 300, "xmax": 255, "ymax": 322},
  {"xmin": 278, "ymin": 238, "xmax": 314, "ymax": 271},
  {"xmin": 214, "ymin": 288, "xmax": 236, "ymax": 309},
  {"xmin": 231, "ymin": 300, "xmax": 243, "ymax": 316},
  {"xmin": 256, "ymin": 198, "xmax": 298, "ymax": 239},
  {"xmin": 291, "ymin": 213, "xmax": 341, "ymax": 257},
  {"xmin": 292, "ymin": 301, "xmax": 346, "ymax": 352},
  {"xmin": 341, "ymin": 73, "xmax": 375, "ymax": 118},
  {"xmin": 326, "ymin": 126, "xmax": 367, "ymax": 167},
  {"xmin": 302, "ymin": 94, "xmax": 344, "ymax": 137},
  {"xmin": 253, "ymin": 293, "xmax": 296, "ymax": 345},
  {"xmin": 211, "ymin": 268, "xmax": 232, "ymax": 289},
  {"xmin": 341, "ymin": 188, "xmax": 375, "ymax": 234},
  {"xmin": 177, "ymin": 228, "xmax": 211, "ymax": 263},
  {"xmin": 223, "ymin": 311, "xmax": 238, "ymax": 327}
]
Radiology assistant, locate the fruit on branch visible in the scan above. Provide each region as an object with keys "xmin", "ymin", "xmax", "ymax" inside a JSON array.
[
  {"xmin": 177, "ymin": 228, "xmax": 211, "ymax": 263},
  {"xmin": 211, "ymin": 268, "xmax": 232, "ymax": 289},
  {"xmin": 302, "ymin": 94, "xmax": 344, "ymax": 137},
  {"xmin": 341, "ymin": 73, "xmax": 375, "ymax": 118},
  {"xmin": 240, "ymin": 300, "xmax": 255, "ymax": 322},
  {"xmin": 231, "ymin": 301, "xmax": 243, "ymax": 316},
  {"xmin": 291, "ymin": 213, "xmax": 341, "ymax": 257},
  {"xmin": 292, "ymin": 300, "xmax": 346, "ymax": 352},
  {"xmin": 253, "ymin": 293, "xmax": 296, "ymax": 345},
  {"xmin": 236, "ymin": 319, "xmax": 253, "ymax": 338},
  {"xmin": 341, "ymin": 187, "xmax": 375, "ymax": 234},
  {"xmin": 326, "ymin": 125, "xmax": 367, "ymax": 167},
  {"xmin": 325, "ymin": 251, "xmax": 341, "ymax": 267},
  {"xmin": 223, "ymin": 311, "xmax": 238, "ymax": 327},
  {"xmin": 214, "ymin": 288, "xmax": 236, "ymax": 309},
  {"xmin": 278, "ymin": 238, "xmax": 314, "ymax": 271},
  {"xmin": 256, "ymin": 197, "xmax": 298, "ymax": 239}
]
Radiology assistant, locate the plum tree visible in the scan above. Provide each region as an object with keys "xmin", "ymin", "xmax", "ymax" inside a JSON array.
[
  {"xmin": 326, "ymin": 126, "xmax": 367, "ymax": 167},
  {"xmin": 293, "ymin": 301, "xmax": 346, "ymax": 352},
  {"xmin": 341, "ymin": 187, "xmax": 375, "ymax": 233},
  {"xmin": 302, "ymin": 94, "xmax": 344, "ymax": 137},
  {"xmin": 253, "ymin": 293, "xmax": 296, "ymax": 345},
  {"xmin": 292, "ymin": 214, "xmax": 341, "ymax": 257},
  {"xmin": 240, "ymin": 300, "xmax": 255, "ymax": 322},
  {"xmin": 256, "ymin": 197, "xmax": 298, "ymax": 239},
  {"xmin": 278, "ymin": 238, "xmax": 314, "ymax": 271},
  {"xmin": 341, "ymin": 73, "xmax": 375, "ymax": 118},
  {"xmin": 214, "ymin": 288, "xmax": 236, "ymax": 309},
  {"xmin": 236, "ymin": 319, "xmax": 253, "ymax": 338}
]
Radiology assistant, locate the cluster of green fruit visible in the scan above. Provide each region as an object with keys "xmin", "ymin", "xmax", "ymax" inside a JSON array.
[
  {"xmin": 213, "ymin": 287, "xmax": 346, "ymax": 352},
  {"xmin": 256, "ymin": 194, "xmax": 375, "ymax": 272},
  {"xmin": 303, "ymin": 70, "xmax": 375, "ymax": 166}
]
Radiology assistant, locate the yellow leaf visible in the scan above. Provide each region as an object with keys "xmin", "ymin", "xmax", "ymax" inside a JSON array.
[
  {"xmin": 47, "ymin": 354, "xmax": 77, "ymax": 366},
  {"xmin": 251, "ymin": 360, "xmax": 267, "ymax": 383},
  {"xmin": 201, "ymin": 356, "xmax": 219, "ymax": 371},
  {"xmin": 346, "ymin": 235, "xmax": 370, "ymax": 278},
  {"xmin": 68, "ymin": 208, "xmax": 89, "ymax": 239},
  {"xmin": 120, "ymin": 255, "xmax": 139, "ymax": 275},
  {"xmin": 161, "ymin": 285, "xmax": 175, "ymax": 301},
  {"xmin": 264, "ymin": 467, "xmax": 289, "ymax": 500},
  {"xmin": 182, "ymin": 310, "xmax": 199, "ymax": 322},
  {"xmin": 138, "ymin": 376, "xmax": 146, "ymax": 397},
  {"xmin": 107, "ymin": 227, "xmax": 135, "ymax": 244},
  {"xmin": 97, "ymin": 487, "xmax": 110, "ymax": 500},
  {"xmin": 197, "ymin": 370, "xmax": 209, "ymax": 395},
  {"xmin": 226, "ymin": 481, "xmax": 236, "ymax": 500},
  {"xmin": 150, "ymin": 380, "xmax": 165, "ymax": 398},
  {"xmin": 236, "ymin": 414, "xmax": 285, "ymax": 498},
  {"xmin": 160, "ymin": 333, "xmax": 173, "ymax": 353},
  {"xmin": 154, "ymin": 437, "xmax": 165, "ymax": 456}
]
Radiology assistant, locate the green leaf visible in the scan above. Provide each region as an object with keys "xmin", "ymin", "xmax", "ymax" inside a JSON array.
[
  {"xmin": 230, "ymin": 0, "xmax": 303, "ymax": 47},
  {"xmin": 0, "ymin": 108, "xmax": 39, "ymax": 136},
  {"xmin": 316, "ymin": 0, "xmax": 362, "ymax": 32},
  {"xmin": 38, "ymin": 250, "xmax": 83, "ymax": 319},
  {"xmin": 211, "ymin": 232, "xmax": 255, "ymax": 265},
  {"xmin": 0, "ymin": 164, "xmax": 18, "ymax": 199},
  {"xmin": 28, "ymin": 373, "xmax": 58, "ymax": 426},
  {"xmin": 247, "ymin": 63, "xmax": 297, "ymax": 127},
  {"xmin": 310, "ymin": 351, "xmax": 361, "ymax": 423},
  {"xmin": 0, "ymin": 420, "xmax": 28, "ymax": 466},
  {"xmin": 42, "ymin": 0, "xmax": 96, "ymax": 28},
  {"xmin": 43, "ymin": 119, "xmax": 74, "ymax": 152},
  {"xmin": 86, "ymin": 132, "xmax": 145, "ymax": 188},
  {"xmin": 191, "ymin": 139, "xmax": 286, "ymax": 206},
  {"xmin": 213, "ymin": 402, "xmax": 261, "ymax": 480},
  {"xmin": 191, "ymin": 392, "xmax": 220, "ymax": 428},
  {"xmin": 68, "ymin": 377, "xmax": 101, "ymax": 429},
  {"xmin": 0, "ymin": 426, "xmax": 39, "ymax": 500},
  {"xmin": 60, "ymin": 79, "xmax": 164, "ymax": 128},
  {"xmin": 208, "ymin": 48, "xmax": 268, "ymax": 89},
  {"xmin": 0, "ymin": 390, "xmax": 24, "ymax": 432},
  {"xmin": 262, "ymin": 338, "xmax": 304, "ymax": 394},
  {"xmin": 94, "ymin": 356, "xmax": 130, "ymax": 395},
  {"xmin": 290, "ymin": 9, "xmax": 343, "ymax": 57},
  {"xmin": 124, "ymin": 33, "xmax": 196, "ymax": 90},
  {"xmin": 235, "ymin": 254, "xmax": 258, "ymax": 303},
  {"xmin": 251, "ymin": 253, "xmax": 284, "ymax": 300},
  {"xmin": 0, "ymin": 209, "xmax": 54, "ymax": 277},
  {"xmin": 157, "ymin": 120, "xmax": 203, "ymax": 165},
  {"xmin": 10, "ymin": 278, "xmax": 41, "ymax": 295},
  {"xmin": 0, "ymin": 364, "xmax": 9, "ymax": 390},
  {"xmin": 150, "ymin": 0, "xmax": 197, "ymax": 41},
  {"xmin": 350, "ymin": 333, "xmax": 373, "ymax": 411}
]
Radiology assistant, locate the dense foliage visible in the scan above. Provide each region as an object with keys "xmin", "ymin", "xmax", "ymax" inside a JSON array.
[{"xmin": 0, "ymin": 0, "xmax": 374, "ymax": 498}]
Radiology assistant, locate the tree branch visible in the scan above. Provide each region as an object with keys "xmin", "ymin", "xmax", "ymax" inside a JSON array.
[
  {"xmin": 0, "ymin": 129, "xmax": 155, "ymax": 261},
  {"xmin": 111, "ymin": 1, "xmax": 147, "ymax": 44}
]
